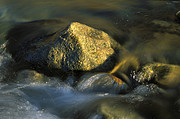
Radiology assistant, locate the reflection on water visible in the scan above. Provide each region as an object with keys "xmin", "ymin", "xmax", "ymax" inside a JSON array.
[{"xmin": 0, "ymin": 0, "xmax": 180, "ymax": 118}]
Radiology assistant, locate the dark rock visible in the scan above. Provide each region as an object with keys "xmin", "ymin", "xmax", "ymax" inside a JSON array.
[
  {"xmin": 6, "ymin": 22, "xmax": 128, "ymax": 73},
  {"xmin": 136, "ymin": 63, "xmax": 180, "ymax": 88},
  {"xmin": 76, "ymin": 73, "xmax": 129, "ymax": 94}
]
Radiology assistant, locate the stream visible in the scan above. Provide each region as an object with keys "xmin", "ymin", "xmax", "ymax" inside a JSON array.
[{"xmin": 0, "ymin": 0, "xmax": 180, "ymax": 119}]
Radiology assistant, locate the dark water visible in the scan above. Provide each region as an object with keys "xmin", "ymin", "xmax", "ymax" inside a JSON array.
[{"xmin": 0, "ymin": 0, "xmax": 180, "ymax": 119}]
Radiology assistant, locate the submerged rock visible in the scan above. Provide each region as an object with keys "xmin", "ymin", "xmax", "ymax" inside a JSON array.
[
  {"xmin": 98, "ymin": 100, "xmax": 144, "ymax": 119},
  {"xmin": 6, "ymin": 22, "xmax": 127, "ymax": 73},
  {"xmin": 76, "ymin": 73, "xmax": 129, "ymax": 94},
  {"xmin": 16, "ymin": 70, "xmax": 51, "ymax": 83},
  {"xmin": 137, "ymin": 63, "xmax": 180, "ymax": 88},
  {"xmin": 95, "ymin": 95, "xmax": 179, "ymax": 119},
  {"xmin": 75, "ymin": 93, "xmax": 179, "ymax": 119}
]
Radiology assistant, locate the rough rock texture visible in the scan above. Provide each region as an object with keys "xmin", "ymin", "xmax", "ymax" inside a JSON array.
[
  {"xmin": 6, "ymin": 22, "xmax": 126, "ymax": 72},
  {"xmin": 47, "ymin": 22, "xmax": 115, "ymax": 71},
  {"xmin": 137, "ymin": 63, "xmax": 180, "ymax": 88}
]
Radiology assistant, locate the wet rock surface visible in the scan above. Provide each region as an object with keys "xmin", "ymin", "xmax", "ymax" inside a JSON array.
[{"xmin": 76, "ymin": 73, "xmax": 129, "ymax": 94}]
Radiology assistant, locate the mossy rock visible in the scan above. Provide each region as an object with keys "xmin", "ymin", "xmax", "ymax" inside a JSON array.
[{"xmin": 137, "ymin": 63, "xmax": 180, "ymax": 88}]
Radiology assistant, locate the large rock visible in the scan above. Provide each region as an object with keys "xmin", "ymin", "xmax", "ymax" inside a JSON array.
[
  {"xmin": 6, "ymin": 22, "xmax": 127, "ymax": 73},
  {"xmin": 47, "ymin": 22, "xmax": 115, "ymax": 71}
]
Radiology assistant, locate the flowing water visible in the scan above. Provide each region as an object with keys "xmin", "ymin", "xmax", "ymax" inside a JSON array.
[{"xmin": 0, "ymin": 0, "xmax": 180, "ymax": 119}]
